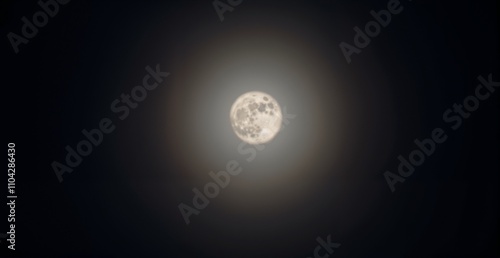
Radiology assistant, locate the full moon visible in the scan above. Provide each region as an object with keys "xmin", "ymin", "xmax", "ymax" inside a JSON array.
[{"xmin": 230, "ymin": 91, "xmax": 283, "ymax": 145}]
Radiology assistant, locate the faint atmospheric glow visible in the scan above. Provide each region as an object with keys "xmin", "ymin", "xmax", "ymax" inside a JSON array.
[{"xmin": 230, "ymin": 91, "xmax": 282, "ymax": 145}]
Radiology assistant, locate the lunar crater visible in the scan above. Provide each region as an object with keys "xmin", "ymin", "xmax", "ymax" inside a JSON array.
[{"xmin": 230, "ymin": 91, "xmax": 282, "ymax": 144}]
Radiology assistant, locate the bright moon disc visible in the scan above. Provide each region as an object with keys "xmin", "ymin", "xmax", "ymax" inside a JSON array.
[{"xmin": 230, "ymin": 91, "xmax": 282, "ymax": 145}]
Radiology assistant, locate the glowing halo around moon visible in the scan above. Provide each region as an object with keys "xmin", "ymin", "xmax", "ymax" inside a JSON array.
[{"xmin": 230, "ymin": 91, "xmax": 283, "ymax": 145}]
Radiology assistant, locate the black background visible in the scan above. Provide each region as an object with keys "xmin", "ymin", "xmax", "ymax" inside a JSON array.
[{"xmin": 2, "ymin": 0, "xmax": 499, "ymax": 257}]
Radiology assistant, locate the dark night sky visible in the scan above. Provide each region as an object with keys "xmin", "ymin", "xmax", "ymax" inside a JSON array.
[{"xmin": 2, "ymin": 0, "xmax": 499, "ymax": 257}]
